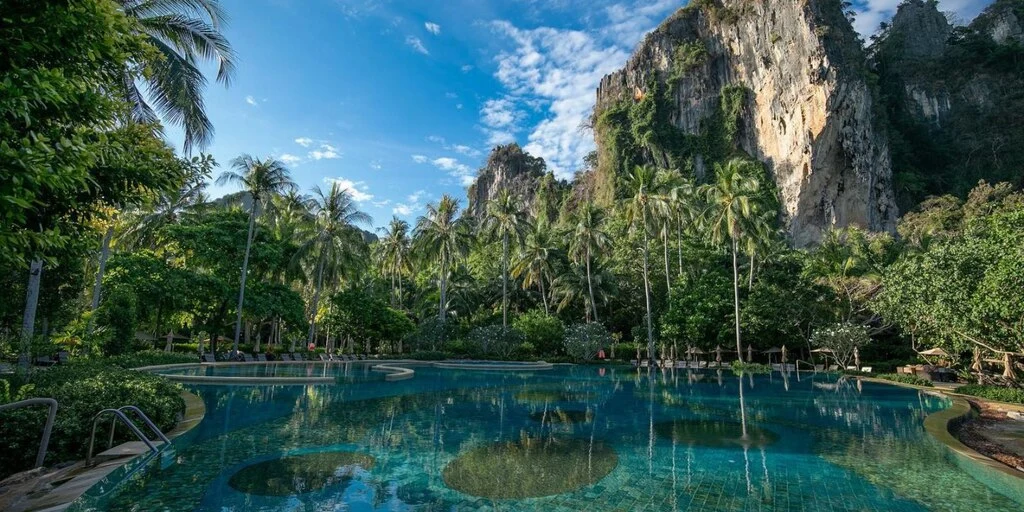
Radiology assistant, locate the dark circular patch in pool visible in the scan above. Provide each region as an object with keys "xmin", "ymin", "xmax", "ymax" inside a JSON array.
[
  {"xmin": 655, "ymin": 419, "xmax": 778, "ymax": 448},
  {"xmin": 528, "ymin": 409, "xmax": 592, "ymax": 424},
  {"xmin": 443, "ymin": 437, "xmax": 617, "ymax": 499},
  {"xmin": 228, "ymin": 451, "xmax": 375, "ymax": 496}
]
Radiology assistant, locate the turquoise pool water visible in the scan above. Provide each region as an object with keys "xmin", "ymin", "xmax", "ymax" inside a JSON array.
[
  {"xmin": 69, "ymin": 365, "xmax": 1022, "ymax": 511},
  {"xmin": 157, "ymin": 362, "xmax": 386, "ymax": 381}
]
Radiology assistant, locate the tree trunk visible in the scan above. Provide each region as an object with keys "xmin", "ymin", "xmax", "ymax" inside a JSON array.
[
  {"xmin": 539, "ymin": 272, "xmax": 549, "ymax": 315},
  {"xmin": 307, "ymin": 252, "xmax": 326, "ymax": 344},
  {"xmin": 439, "ymin": 253, "xmax": 447, "ymax": 322},
  {"xmin": 232, "ymin": 201, "xmax": 259, "ymax": 355},
  {"xmin": 586, "ymin": 247, "xmax": 598, "ymax": 322},
  {"xmin": 642, "ymin": 211, "xmax": 655, "ymax": 361},
  {"xmin": 748, "ymin": 250, "xmax": 755, "ymax": 289},
  {"xmin": 663, "ymin": 228, "xmax": 671, "ymax": 293},
  {"xmin": 20, "ymin": 259, "xmax": 43, "ymax": 368},
  {"xmin": 732, "ymin": 238, "xmax": 743, "ymax": 362},
  {"xmin": 676, "ymin": 214, "xmax": 683, "ymax": 277},
  {"xmin": 397, "ymin": 270, "xmax": 403, "ymax": 310},
  {"xmin": 502, "ymin": 232, "xmax": 508, "ymax": 328},
  {"xmin": 88, "ymin": 226, "xmax": 115, "ymax": 332}
]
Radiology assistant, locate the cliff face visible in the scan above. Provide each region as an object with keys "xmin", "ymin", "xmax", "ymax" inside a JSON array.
[
  {"xmin": 593, "ymin": 0, "xmax": 897, "ymax": 246},
  {"xmin": 466, "ymin": 143, "xmax": 548, "ymax": 218},
  {"xmin": 873, "ymin": 0, "xmax": 1024, "ymax": 208}
]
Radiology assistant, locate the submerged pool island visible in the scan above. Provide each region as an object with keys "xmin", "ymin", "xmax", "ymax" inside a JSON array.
[{"xmin": 66, "ymin": 363, "xmax": 1022, "ymax": 511}]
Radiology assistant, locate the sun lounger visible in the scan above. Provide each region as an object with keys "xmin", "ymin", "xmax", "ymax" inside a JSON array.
[
  {"xmin": 861, "ymin": 366, "xmax": 872, "ymax": 373},
  {"xmin": 846, "ymin": 365, "xmax": 858, "ymax": 371},
  {"xmin": 56, "ymin": 351, "xmax": 70, "ymax": 364},
  {"xmin": 814, "ymin": 364, "xmax": 824, "ymax": 372},
  {"xmin": 292, "ymin": 353, "xmax": 305, "ymax": 361},
  {"xmin": 279, "ymin": 353, "xmax": 292, "ymax": 361},
  {"xmin": 318, "ymin": 353, "xmax": 329, "ymax": 361},
  {"xmin": 827, "ymin": 365, "xmax": 839, "ymax": 371},
  {"xmin": 772, "ymin": 363, "xmax": 783, "ymax": 371},
  {"xmin": 256, "ymin": 354, "xmax": 267, "ymax": 362},
  {"xmin": 34, "ymin": 355, "xmax": 56, "ymax": 367},
  {"xmin": 201, "ymin": 353, "xmax": 215, "ymax": 363},
  {"xmin": 242, "ymin": 353, "xmax": 255, "ymax": 362}
]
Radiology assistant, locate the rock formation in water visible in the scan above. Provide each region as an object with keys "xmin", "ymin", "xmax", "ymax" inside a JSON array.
[{"xmin": 591, "ymin": 0, "xmax": 897, "ymax": 246}]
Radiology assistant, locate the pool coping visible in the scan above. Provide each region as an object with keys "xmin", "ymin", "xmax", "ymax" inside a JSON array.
[
  {"xmin": 856, "ymin": 376, "xmax": 1024, "ymax": 503},
  {"xmin": 138, "ymin": 360, "xmax": 425, "ymax": 385}
]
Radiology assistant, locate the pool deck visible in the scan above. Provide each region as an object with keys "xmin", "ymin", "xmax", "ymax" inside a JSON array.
[{"xmin": 0, "ymin": 390, "xmax": 205, "ymax": 512}]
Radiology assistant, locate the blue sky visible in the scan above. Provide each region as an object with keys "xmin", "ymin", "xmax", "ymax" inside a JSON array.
[{"xmin": 171, "ymin": 0, "xmax": 992, "ymax": 231}]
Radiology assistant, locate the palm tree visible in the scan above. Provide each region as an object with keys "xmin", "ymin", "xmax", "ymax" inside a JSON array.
[
  {"xmin": 122, "ymin": 154, "xmax": 215, "ymax": 249},
  {"xmin": 658, "ymin": 170, "xmax": 684, "ymax": 292},
  {"xmin": 567, "ymin": 202, "xmax": 611, "ymax": 322},
  {"xmin": 699, "ymin": 158, "xmax": 764, "ymax": 362},
  {"xmin": 377, "ymin": 217, "xmax": 412, "ymax": 307},
  {"xmin": 511, "ymin": 223, "xmax": 558, "ymax": 315},
  {"xmin": 621, "ymin": 164, "xmax": 670, "ymax": 361},
  {"xmin": 119, "ymin": 0, "xmax": 236, "ymax": 152},
  {"xmin": 551, "ymin": 263, "xmax": 612, "ymax": 321},
  {"xmin": 480, "ymin": 189, "xmax": 531, "ymax": 327},
  {"xmin": 414, "ymin": 195, "xmax": 470, "ymax": 322},
  {"xmin": 296, "ymin": 183, "xmax": 371, "ymax": 346},
  {"xmin": 670, "ymin": 180, "xmax": 699, "ymax": 278},
  {"xmin": 216, "ymin": 155, "xmax": 296, "ymax": 355}
]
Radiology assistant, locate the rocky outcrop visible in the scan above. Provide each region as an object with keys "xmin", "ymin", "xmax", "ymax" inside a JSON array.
[
  {"xmin": 466, "ymin": 144, "xmax": 548, "ymax": 218},
  {"xmin": 973, "ymin": 0, "xmax": 1023, "ymax": 44},
  {"xmin": 593, "ymin": 0, "xmax": 897, "ymax": 246}
]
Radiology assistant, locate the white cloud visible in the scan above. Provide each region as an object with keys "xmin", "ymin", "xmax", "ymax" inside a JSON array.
[
  {"xmin": 406, "ymin": 35, "xmax": 429, "ymax": 55},
  {"xmin": 373, "ymin": 199, "xmax": 391, "ymax": 207},
  {"xmin": 407, "ymin": 190, "xmax": 426, "ymax": 203},
  {"xmin": 392, "ymin": 203, "xmax": 414, "ymax": 216},
  {"xmin": 456, "ymin": 103, "xmax": 464, "ymax": 110},
  {"xmin": 309, "ymin": 143, "xmax": 340, "ymax": 160},
  {"xmin": 432, "ymin": 157, "xmax": 476, "ymax": 186},
  {"xmin": 479, "ymin": 96, "xmax": 525, "ymax": 145},
  {"xmin": 452, "ymin": 144, "xmax": 480, "ymax": 157},
  {"xmin": 411, "ymin": 154, "xmax": 428, "ymax": 163},
  {"xmin": 295, "ymin": 137, "xmax": 313, "ymax": 147},
  {"xmin": 850, "ymin": 0, "xmax": 988, "ymax": 37},
  {"xmin": 426, "ymin": 135, "xmax": 446, "ymax": 144},
  {"xmin": 370, "ymin": 160, "xmax": 382, "ymax": 170},
  {"xmin": 461, "ymin": 64, "xmax": 474, "ymax": 72},
  {"xmin": 245, "ymin": 95, "xmax": 258, "ymax": 106},
  {"xmin": 425, "ymin": 22, "xmax": 441, "ymax": 35},
  {"xmin": 324, "ymin": 177, "xmax": 373, "ymax": 202},
  {"xmin": 278, "ymin": 153, "xmax": 302, "ymax": 166},
  {"xmin": 445, "ymin": 92, "xmax": 459, "ymax": 99}
]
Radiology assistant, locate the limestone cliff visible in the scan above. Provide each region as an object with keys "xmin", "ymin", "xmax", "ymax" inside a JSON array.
[
  {"xmin": 592, "ymin": 0, "xmax": 897, "ymax": 246},
  {"xmin": 466, "ymin": 143, "xmax": 559, "ymax": 220},
  {"xmin": 873, "ymin": 0, "xmax": 1024, "ymax": 208}
]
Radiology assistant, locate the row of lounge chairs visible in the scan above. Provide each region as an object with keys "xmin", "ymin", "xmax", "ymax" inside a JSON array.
[{"xmin": 17, "ymin": 351, "xmax": 71, "ymax": 367}]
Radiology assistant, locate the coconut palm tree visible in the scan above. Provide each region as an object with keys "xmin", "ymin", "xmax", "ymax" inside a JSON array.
[
  {"xmin": 480, "ymin": 189, "xmax": 531, "ymax": 327},
  {"xmin": 215, "ymin": 155, "xmax": 296, "ymax": 354},
  {"xmin": 511, "ymin": 223, "xmax": 558, "ymax": 315},
  {"xmin": 377, "ymin": 217, "xmax": 412, "ymax": 308},
  {"xmin": 414, "ymin": 195, "xmax": 470, "ymax": 322},
  {"xmin": 295, "ymin": 183, "xmax": 371, "ymax": 346},
  {"xmin": 567, "ymin": 202, "xmax": 612, "ymax": 323},
  {"xmin": 621, "ymin": 164, "xmax": 671, "ymax": 361},
  {"xmin": 670, "ymin": 180, "xmax": 700, "ymax": 277},
  {"xmin": 122, "ymin": 154, "xmax": 215, "ymax": 249},
  {"xmin": 551, "ymin": 263, "xmax": 612, "ymax": 321},
  {"xmin": 699, "ymin": 158, "xmax": 765, "ymax": 362},
  {"xmin": 119, "ymin": 0, "xmax": 236, "ymax": 152}
]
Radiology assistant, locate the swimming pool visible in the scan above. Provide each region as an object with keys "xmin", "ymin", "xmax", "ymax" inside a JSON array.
[{"xmin": 68, "ymin": 365, "xmax": 1022, "ymax": 511}]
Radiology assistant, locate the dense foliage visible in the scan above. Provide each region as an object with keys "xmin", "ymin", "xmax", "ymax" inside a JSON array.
[{"xmin": 954, "ymin": 385, "xmax": 1024, "ymax": 405}]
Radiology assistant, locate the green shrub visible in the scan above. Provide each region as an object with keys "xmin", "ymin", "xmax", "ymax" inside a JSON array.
[
  {"xmin": 467, "ymin": 326, "xmax": 525, "ymax": 359},
  {"xmin": 563, "ymin": 323, "xmax": 612, "ymax": 362},
  {"xmin": 954, "ymin": 385, "xmax": 1024, "ymax": 404},
  {"xmin": 443, "ymin": 339, "xmax": 479, "ymax": 358},
  {"xmin": 406, "ymin": 351, "xmax": 448, "ymax": 361},
  {"xmin": 107, "ymin": 350, "xmax": 197, "ymax": 369},
  {"xmin": 518, "ymin": 342, "xmax": 536, "ymax": 358},
  {"xmin": 0, "ymin": 361, "xmax": 185, "ymax": 479},
  {"xmin": 512, "ymin": 310, "xmax": 564, "ymax": 356},
  {"xmin": 875, "ymin": 373, "xmax": 933, "ymax": 387}
]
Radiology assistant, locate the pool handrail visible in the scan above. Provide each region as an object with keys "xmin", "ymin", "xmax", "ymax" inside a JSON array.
[{"xmin": 0, "ymin": 397, "xmax": 58, "ymax": 468}]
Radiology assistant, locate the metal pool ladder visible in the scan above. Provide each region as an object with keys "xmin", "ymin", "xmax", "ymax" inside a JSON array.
[{"xmin": 86, "ymin": 405, "xmax": 171, "ymax": 467}]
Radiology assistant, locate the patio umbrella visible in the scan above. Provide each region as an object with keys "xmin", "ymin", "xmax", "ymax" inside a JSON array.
[
  {"xmin": 715, "ymin": 346, "xmax": 722, "ymax": 363},
  {"xmin": 781, "ymin": 345, "xmax": 788, "ymax": 363},
  {"xmin": 747, "ymin": 345, "xmax": 757, "ymax": 362},
  {"xmin": 919, "ymin": 348, "xmax": 949, "ymax": 357},
  {"xmin": 854, "ymin": 346, "xmax": 860, "ymax": 369},
  {"xmin": 764, "ymin": 347, "xmax": 782, "ymax": 364}
]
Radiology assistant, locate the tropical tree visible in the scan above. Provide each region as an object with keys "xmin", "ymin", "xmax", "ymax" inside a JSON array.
[
  {"xmin": 669, "ymin": 179, "xmax": 700, "ymax": 277},
  {"xmin": 620, "ymin": 164, "xmax": 670, "ymax": 360},
  {"xmin": 119, "ymin": 0, "xmax": 236, "ymax": 152},
  {"xmin": 414, "ymin": 195, "xmax": 470, "ymax": 322},
  {"xmin": 215, "ymin": 155, "xmax": 296, "ymax": 354},
  {"xmin": 295, "ymin": 183, "xmax": 371, "ymax": 346},
  {"xmin": 121, "ymin": 154, "xmax": 215, "ymax": 249},
  {"xmin": 480, "ymin": 189, "xmax": 531, "ymax": 327},
  {"xmin": 551, "ymin": 263, "xmax": 612, "ymax": 322},
  {"xmin": 511, "ymin": 223, "xmax": 558, "ymax": 315},
  {"xmin": 699, "ymin": 158, "xmax": 766, "ymax": 362},
  {"xmin": 567, "ymin": 202, "xmax": 612, "ymax": 323},
  {"xmin": 377, "ymin": 217, "xmax": 412, "ymax": 308}
]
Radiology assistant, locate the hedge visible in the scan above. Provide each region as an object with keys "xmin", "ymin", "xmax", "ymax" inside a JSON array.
[
  {"xmin": 954, "ymin": 385, "xmax": 1024, "ymax": 405},
  {"xmin": 0, "ymin": 359, "xmax": 185, "ymax": 479}
]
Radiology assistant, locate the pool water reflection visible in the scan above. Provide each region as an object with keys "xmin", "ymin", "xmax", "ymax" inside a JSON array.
[{"xmin": 69, "ymin": 366, "xmax": 1022, "ymax": 511}]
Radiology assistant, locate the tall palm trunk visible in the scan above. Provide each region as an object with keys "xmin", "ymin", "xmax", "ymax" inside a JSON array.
[
  {"xmin": 732, "ymin": 237, "xmax": 743, "ymax": 362},
  {"xmin": 676, "ymin": 215, "xmax": 683, "ymax": 277},
  {"xmin": 642, "ymin": 210, "xmax": 655, "ymax": 361},
  {"xmin": 502, "ymin": 232, "xmax": 508, "ymax": 327},
  {"xmin": 232, "ymin": 201, "xmax": 258, "ymax": 354},
  {"xmin": 586, "ymin": 246, "xmax": 598, "ymax": 322},
  {"xmin": 88, "ymin": 226, "xmax": 115, "ymax": 332},
  {"xmin": 307, "ymin": 252, "xmax": 326, "ymax": 344},
  {"xmin": 539, "ymin": 271, "xmax": 549, "ymax": 315},
  {"xmin": 663, "ymin": 228, "xmax": 671, "ymax": 293},
  {"xmin": 397, "ymin": 269, "xmax": 403, "ymax": 309},
  {"xmin": 20, "ymin": 259, "xmax": 43, "ymax": 368},
  {"xmin": 438, "ymin": 253, "xmax": 447, "ymax": 322},
  {"xmin": 748, "ymin": 250, "xmax": 756, "ymax": 289}
]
